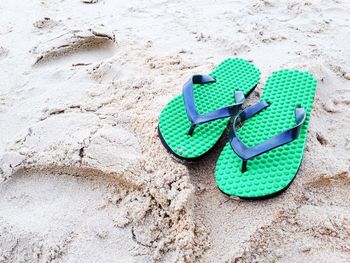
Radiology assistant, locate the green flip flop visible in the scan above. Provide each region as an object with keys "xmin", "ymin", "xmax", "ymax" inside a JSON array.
[
  {"xmin": 158, "ymin": 58, "xmax": 261, "ymax": 160},
  {"xmin": 215, "ymin": 69, "xmax": 317, "ymax": 199}
]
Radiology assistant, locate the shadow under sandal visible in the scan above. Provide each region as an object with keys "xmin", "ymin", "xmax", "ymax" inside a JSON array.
[
  {"xmin": 215, "ymin": 70, "xmax": 317, "ymax": 199},
  {"xmin": 158, "ymin": 58, "xmax": 261, "ymax": 160}
]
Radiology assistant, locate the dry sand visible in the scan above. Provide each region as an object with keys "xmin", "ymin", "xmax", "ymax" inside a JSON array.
[{"xmin": 0, "ymin": 0, "xmax": 350, "ymax": 262}]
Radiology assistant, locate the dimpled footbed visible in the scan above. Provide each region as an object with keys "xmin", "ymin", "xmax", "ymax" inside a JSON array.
[
  {"xmin": 215, "ymin": 70, "xmax": 317, "ymax": 198},
  {"xmin": 158, "ymin": 58, "xmax": 261, "ymax": 159}
]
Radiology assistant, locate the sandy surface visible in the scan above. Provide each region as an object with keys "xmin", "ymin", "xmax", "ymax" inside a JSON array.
[{"xmin": 0, "ymin": 0, "xmax": 350, "ymax": 262}]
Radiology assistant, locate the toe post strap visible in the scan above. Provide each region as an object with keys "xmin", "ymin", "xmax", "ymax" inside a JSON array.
[
  {"xmin": 183, "ymin": 74, "xmax": 246, "ymax": 136},
  {"xmin": 229, "ymin": 102, "xmax": 307, "ymax": 172}
]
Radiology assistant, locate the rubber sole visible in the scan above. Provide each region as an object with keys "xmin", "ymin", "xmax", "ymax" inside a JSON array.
[
  {"xmin": 157, "ymin": 84, "xmax": 258, "ymax": 162},
  {"xmin": 158, "ymin": 58, "xmax": 261, "ymax": 159},
  {"xmin": 218, "ymin": 161, "xmax": 301, "ymax": 200},
  {"xmin": 215, "ymin": 70, "xmax": 317, "ymax": 198}
]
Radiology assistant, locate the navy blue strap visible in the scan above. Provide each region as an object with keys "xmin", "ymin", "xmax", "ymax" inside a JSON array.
[
  {"xmin": 183, "ymin": 75, "xmax": 245, "ymax": 136},
  {"xmin": 229, "ymin": 102, "xmax": 306, "ymax": 172}
]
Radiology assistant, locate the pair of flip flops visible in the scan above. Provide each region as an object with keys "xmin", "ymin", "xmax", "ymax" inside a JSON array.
[{"xmin": 158, "ymin": 58, "xmax": 317, "ymax": 199}]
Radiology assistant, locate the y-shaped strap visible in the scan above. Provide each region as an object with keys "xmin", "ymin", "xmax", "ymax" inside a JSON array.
[
  {"xmin": 183, "ymin": 75, "xmax": 245, "ymax": 136},
  {"xmin": 229, "ymin": 102, "xmax": 306, "ymax": 172}
]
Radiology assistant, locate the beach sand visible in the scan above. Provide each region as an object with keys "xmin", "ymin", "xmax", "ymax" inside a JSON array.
[{"xmin": 0, "ymin": 0, "xmax": 349, "ymax": 262}]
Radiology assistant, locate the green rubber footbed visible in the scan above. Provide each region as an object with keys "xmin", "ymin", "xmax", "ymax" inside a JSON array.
[
  {"xmin": 215, "ymin": 70, "xmax": 317, "ymax": 198},
  {"xmin": 158, "ymin": 58, "xmax": 261, "ymax": 159}
]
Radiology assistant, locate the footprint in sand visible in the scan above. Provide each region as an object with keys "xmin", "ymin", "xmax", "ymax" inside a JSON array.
[
  {"xmin": 0, "ymin": 172, "xmax": 152, "ymax": 262},
  {"xmin": 31, "ymin": 29, "xmax": 116, "ymax": 66}
]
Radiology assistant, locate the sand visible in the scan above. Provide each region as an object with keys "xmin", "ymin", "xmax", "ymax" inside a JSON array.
[{"xmin": 0, "ymin": 0, "xmax": 349, "ymax": 262}]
